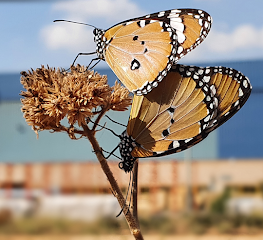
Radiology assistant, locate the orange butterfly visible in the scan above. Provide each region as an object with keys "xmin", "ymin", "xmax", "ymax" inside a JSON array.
[
  {"xmin": 56, "ymin": 9, "xmax": 212, "ymax": 95},
  {"xmin": 117, "ymin": 64, "xmax": 252, "ymax": 172}
]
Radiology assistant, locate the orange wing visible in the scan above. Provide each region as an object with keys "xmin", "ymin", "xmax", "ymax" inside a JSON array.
[
  {"xmin": 118, "ymin": 64, "xmax": 251, "ymax": 172},
  {"xmin": 94, "ymin": 9, "xmax": 212, "ymax": 95}
]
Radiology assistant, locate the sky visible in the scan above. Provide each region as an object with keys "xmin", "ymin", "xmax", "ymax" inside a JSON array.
[{"xmin": 1, "ymin": 0, "xmax": 263, "ymax": 73}]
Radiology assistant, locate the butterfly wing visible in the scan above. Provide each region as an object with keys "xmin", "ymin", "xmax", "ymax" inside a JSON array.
[
  {"xmin": 98, "ymin": 9, "xmax": 212, "ymax": 95},
  {"xmin": 126, "ymin": 64, "xmax": 252, "ymax": 158}
]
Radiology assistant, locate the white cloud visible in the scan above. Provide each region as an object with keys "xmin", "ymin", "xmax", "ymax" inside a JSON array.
[
  {"xmin": 206, "ymin": 24, "xmax": 263, "ymax": 53},
  {"xmin": 52, "ymin": 0, "xmax": 145, "ymax": 23},
  {"xmin": 181, "ymin": 24, "xmax": 263, "ymax": 63},
  {"xmin": 40, "ymin": 24, "xmax": 95, "ymax": 52},
  {"xmin": 41, "ymin": 1, "xmax": 263, "ymax": 64},
  {"xmin": 40, "ymin": 0, "xmax": 145, "ymax": 53}
]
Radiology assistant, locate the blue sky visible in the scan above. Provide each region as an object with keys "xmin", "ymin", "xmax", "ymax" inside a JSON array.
[{"xmin": 1, "ymin": 0, "xmax": 263, "ymax": 73}]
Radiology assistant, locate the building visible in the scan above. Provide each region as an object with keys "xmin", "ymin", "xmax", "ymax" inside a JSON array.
[
  {"xmin": 0, "ymin": 60, "xmax": 262, "ymax": 218},
  {"xmin": 0, "ymin": 160, "xmax": 262, "ymax": 214}
]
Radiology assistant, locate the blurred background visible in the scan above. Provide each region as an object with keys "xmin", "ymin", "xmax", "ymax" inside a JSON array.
[{"xmin": 0, "ymin": 0, "xmax": 263, "ymax": 238}]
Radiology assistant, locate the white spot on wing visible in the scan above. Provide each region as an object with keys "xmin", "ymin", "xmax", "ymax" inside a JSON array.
[
  {"xmin": 239, "ymin": 88, "xmax": 244, "ymax": 97},
  {"xmin": 243, "ymin": 79, "xmax": 248, "ymax": 88},
  {"xmin": 147, "ymin": 85, "xmax": 151, "ymax": 91},
  {"xmin": 185, "ymin": 138, "xmax": 193, "ymax": 143},
  {"xmin": 158, "ymin": 11, "xmax": 165, "ymax": 17},
  {"xmin": 173, "ymin": 141, "xmax": 180, "ymax": 148},
  {"xmin": 203, "ymin": 76, "xmax": 210, "ymax": 83},
  {"xmin": 198, "ymin": 69, "xmax": 204, "ymax": 75},
  {"xmin": 210, "ymin": 85, "xmax": 216, "ymax": 95},
  {"xmin": 204, "ymin": 115, "xmax": 210, "ymax": 123},
  {"xmin": 169, "ymin": 17, "xmax": 182, "ymax": 23},
  {"xmin": 170, "ymin": 20, "xmax": 184, "ymax": 32},
  {"xmin": 171, "ymin": 9, "xmax": 181, "ymax": 14},
  {"xmin": 177, "ymin": 46, "xmax": 183, "ymax": 54},
  {"xmin": 234, "ymin": 100, "xmax": 240, "ymax": 107},
  {"xmin": 152, "ymin": 82, "xmax": 158, "ymax": 87},
  {"xmin": 140, "ymin": 20, "xmax": 146, "ymax": 28},
  {"xmin": 177, "ymin": 31, "xmax": 186, "ymax": 43},
  {"xmin": 205, "ymin": 68, "xmax": 211, "ymax": 74}
]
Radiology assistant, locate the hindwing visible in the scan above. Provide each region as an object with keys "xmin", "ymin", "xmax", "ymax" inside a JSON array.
[{"xmin": 125, "ymin": 64, "xmax": 252, "ymax": 158}]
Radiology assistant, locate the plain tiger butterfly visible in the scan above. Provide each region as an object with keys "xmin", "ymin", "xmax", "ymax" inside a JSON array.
[
  {"xmin": 118, "ymin": 64, "xmax": 252, "ymax": 172},
  {"xmin": 56, "ymin": 9, "xmax": 212, "ymax": 95}
]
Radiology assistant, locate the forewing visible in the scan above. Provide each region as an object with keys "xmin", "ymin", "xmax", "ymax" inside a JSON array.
[{"xmin": 103, "ymin": 9, "xmax": 212, "ymax": 95}]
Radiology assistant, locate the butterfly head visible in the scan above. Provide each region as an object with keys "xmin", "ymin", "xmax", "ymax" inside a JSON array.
[
  {"xmin": 118, "ymin": 131, "xmax": 137, "ymax": 172},
  {"xmin": 93, "ymin": 28, "xmax": 107, "ymax": 60}
]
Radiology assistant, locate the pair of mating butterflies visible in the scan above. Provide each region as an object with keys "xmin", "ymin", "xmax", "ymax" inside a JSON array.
[{"xmin": 65, "ymin": 8, "xmax": 251, "ymax": 172}]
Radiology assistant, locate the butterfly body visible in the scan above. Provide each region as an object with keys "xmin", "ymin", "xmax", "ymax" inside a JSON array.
[
  {"xmin": 93, "ymin": 9, "xmax": 212, "ymax": 95},
  {"xmin": 118, "ymin": 131, "xmax": 137, "ymax": 172},
  {"xmin": 118, "ymin": 64, "xmax": 252, "ymax": 172}
]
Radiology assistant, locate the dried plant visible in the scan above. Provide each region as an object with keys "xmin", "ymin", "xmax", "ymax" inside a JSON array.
[
  {"xmin": 20, "ymin": 65, "xmax": 143, "ymax": 240},
  {"xmin": 21, "ymin": 65, "xmax": 131, "ymax": 137}
]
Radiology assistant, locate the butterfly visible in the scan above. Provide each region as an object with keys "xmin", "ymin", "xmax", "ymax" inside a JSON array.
[
  {"xmin": 57, "ymin": 9, "xmax": 212, "ymax": 95},
  {"xmin": 118, "ymin": 64, "xmax": 252, "ymax": 172}
]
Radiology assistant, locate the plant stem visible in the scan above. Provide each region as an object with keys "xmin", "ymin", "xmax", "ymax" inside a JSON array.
[
  {"xmin": 81, "ymin": 123, "xmax": 144, "ymax": 240},
  {"xmin": 132, "ymin": 159, "xmax": 139, "ymax": 226}
]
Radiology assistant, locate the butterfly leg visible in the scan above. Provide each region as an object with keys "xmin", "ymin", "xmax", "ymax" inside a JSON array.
[
  {"xmin": 103, "ymin": 145, "xmax": 121, "ymax": 160},
  {"xmin": 116, "ymin": 171, "xmax": 133, "ymax": 217},
  {"xmin": 72, "ymin": 52, "xmax": 97, "ymax": 66},
  {"xmin": 92, "ymin": 147, "xmax": 121, "ymax": 160},
  {"xmin": 87, "ymin": 58, "xmax": 101, "ymax": 69}
]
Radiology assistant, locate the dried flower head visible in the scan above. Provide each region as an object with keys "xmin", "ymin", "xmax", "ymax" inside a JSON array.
[
  {"xmin": 20, "ymin": 65, "xmax": 132, "ymax": 135},
  {"xmin": 110, "ymin": 81, "xmax": 133, "ymax": 111}
]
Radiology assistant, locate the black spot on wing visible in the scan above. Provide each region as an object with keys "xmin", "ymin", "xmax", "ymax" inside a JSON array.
[
  {"xmin": 162, "ymin": 129, "xmax": 169, "ymax": 137},
  {"xmin": 167, "ymin": 107, "xmax": 175, "ymax": 113},
  {"xmin": 131, "ymin": 59, "xmax": 141, "ymax": 70}
]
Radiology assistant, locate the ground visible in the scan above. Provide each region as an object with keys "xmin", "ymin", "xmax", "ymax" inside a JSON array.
[{"xmin": 1, "ymin": 235, "xmax": 263, "ymax": 240}]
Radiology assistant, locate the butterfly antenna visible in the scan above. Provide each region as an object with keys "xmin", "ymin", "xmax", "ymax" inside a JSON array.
[
  {"xmin": 54, "ymin": 20, "xmax": 100, "ymax": 68},
  {"xmin": 53, "ymin": 20, "xmax": 97, "ymax": 29},
  {"xmin": 116, "ymin": 171, "xmax": 133, "ymax": 217},
  {"xmin": 105, "ymin": 115, "xmax": 126, "ymax": 127}
]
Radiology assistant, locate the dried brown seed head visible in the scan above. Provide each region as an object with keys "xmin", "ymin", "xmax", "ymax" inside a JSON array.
[{"xmin": 20, "ymin": 65, "xmax": 132, "ymax": 135}]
